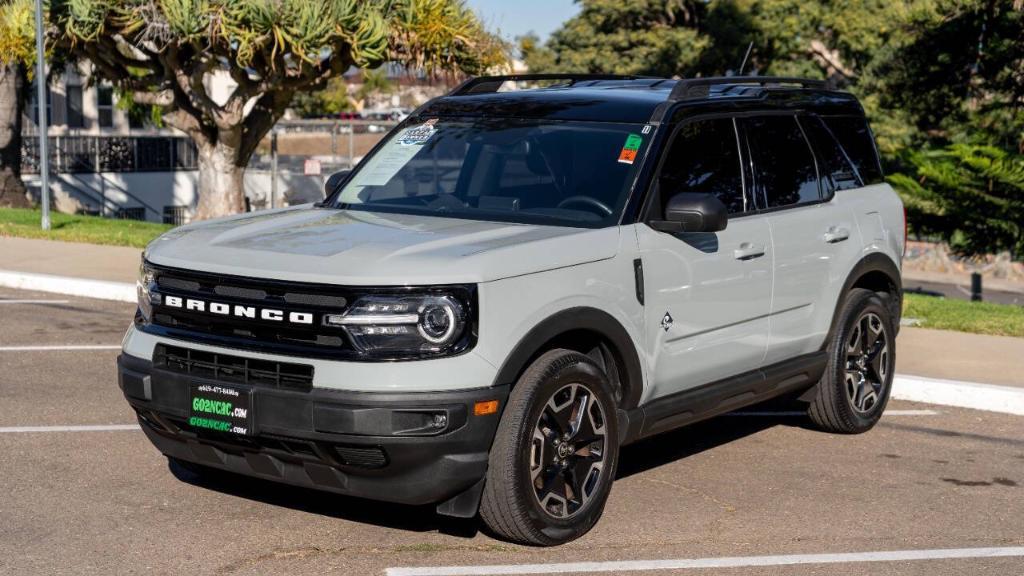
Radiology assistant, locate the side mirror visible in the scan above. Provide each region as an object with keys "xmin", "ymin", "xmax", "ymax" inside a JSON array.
[
  {"xmin": 649, "ymin": 192, "xmax": 728, "ymax": 233},
  {"xmin": 324, "ymin": 170, "xmax": 351, "ymax": 197}
]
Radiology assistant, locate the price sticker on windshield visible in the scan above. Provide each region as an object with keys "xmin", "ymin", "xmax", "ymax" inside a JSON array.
[
  {"xmin": 618, "ymin": 133, "xmax": 643, "ymax": 165},
  {"xmin": 397, "ymin": 118, "xmax": 438, "ymax": 146}
]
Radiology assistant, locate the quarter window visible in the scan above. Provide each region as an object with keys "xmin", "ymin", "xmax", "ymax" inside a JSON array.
[
  {"xmin": 821, "ymin": 116, "xmax": 883, "ymax": 185},
  {"xmin": 743, "ymin": 116, "xmax": 820, "ymax": 208},
  {"xmin": 659, "ymin": 118, "xmax": 746, "ymax": 214},
  {"xmin": 799, "ymin": 115, "xmax": 861, "ymax": 193}
]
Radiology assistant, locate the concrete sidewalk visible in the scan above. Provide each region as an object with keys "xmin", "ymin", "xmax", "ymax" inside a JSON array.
[
  {"xmin": 2, "ymin": 235, "xmax": 1022, "ymax": 391},
  {"xmin": 0, "ymin": 237, "xmax": 139, "ymax": 283}
]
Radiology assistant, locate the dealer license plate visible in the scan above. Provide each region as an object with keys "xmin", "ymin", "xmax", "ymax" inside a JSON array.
[{"xmin": 188, "ymin": 382, "xmax": 252, "ymax": 435}]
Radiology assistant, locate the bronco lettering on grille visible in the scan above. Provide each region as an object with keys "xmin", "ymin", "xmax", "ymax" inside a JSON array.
[{"xmin": 163, "ymin": 295, "xmax": 314, "ymax": 325}]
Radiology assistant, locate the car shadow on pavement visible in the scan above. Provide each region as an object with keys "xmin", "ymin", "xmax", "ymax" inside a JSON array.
[
  {"xmin": 167, "ymin": 459, "xmax": 479, "ymax": 537},
  {"xmin": 618, "ymin": 406, "xmax": 802, "ymax": 480}
]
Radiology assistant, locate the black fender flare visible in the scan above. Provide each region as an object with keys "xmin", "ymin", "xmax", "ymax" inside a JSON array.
[
  {"xmin": 825, "ymin": 252, "xmax": 903, "ymax": 346},
  {"xmin": 491, "ymin": 307, "xmax": 645, "ymax": 410}
]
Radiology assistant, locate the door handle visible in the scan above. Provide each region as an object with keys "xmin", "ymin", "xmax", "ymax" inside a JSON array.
[
  {"xmin": 824, "ymin": 226, "xmax": 851, "ymax": 244},
  {"xmin": 734, "ymin": 242, "xmax": 766, "ymax": 261}
]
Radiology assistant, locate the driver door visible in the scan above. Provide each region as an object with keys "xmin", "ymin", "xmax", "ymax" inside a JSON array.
[{"xmin": 636, "ymin": 117, "xmax": 773, "ymax": 401}]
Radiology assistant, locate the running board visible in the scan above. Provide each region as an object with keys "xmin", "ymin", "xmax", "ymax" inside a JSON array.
[{"xmin": 622, "ymin": 352, "xmax": 827, "ymax": 444}]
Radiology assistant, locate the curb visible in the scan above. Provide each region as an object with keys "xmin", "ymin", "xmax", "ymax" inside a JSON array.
[
  {"xmin": 892, "ymin": 374, "xmax": 1024, "ymax": 416},
  {"xmin": 0, "ymin": 269, "xmax": 136, "ymax": 303}
]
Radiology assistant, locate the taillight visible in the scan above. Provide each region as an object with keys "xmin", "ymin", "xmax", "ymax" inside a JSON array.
[{"xmin": 902, "ymin": 204, "xmax": 908, "ymax": 258}]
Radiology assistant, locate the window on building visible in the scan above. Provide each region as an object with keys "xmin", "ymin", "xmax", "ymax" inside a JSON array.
[
  {"xmin": 743, "ymin": 115, "xmax": 821, "ymax": 209},
  {"xmin": 97, "ymin": 86, "xmax": 114, "ymax": 129},
  {"xmin": 659, "ymin": 118, "xmax": 747, "ymax": 215},
  {"xmin": 31, "ymin": 85, "xmax": 52, "ymax": 127},
  {"xmin": 66, "ymin": 85, "xmax": 85, "ymax": 129}
]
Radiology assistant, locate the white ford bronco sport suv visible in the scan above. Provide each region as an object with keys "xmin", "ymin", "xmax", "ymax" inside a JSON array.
[{"xmin": 119, "ymin": 75, "xmax": 905, "ymax": 545}]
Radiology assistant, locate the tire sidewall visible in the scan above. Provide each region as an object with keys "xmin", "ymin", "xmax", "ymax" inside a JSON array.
[{"xmin": 511, "ymin": 353, "xmax": 619, "ymax": 544}]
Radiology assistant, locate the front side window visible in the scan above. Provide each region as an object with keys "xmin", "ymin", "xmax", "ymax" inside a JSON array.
[
  {"xmin": 334, "ymin": 117, "xmax": 651, "ymax": 228},
  {"xmin": 658, "ymin": 118, "xmax": 746, "ymax": 214},
  {"xmin": 743, "ymin": 115, "xmax": 821, "ymax": 209}
]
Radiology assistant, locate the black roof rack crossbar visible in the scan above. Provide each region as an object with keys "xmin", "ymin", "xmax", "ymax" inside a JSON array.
[
  {"xmin": 448, "ymin": 74, "xmax": 658, "ymax": 96},
  {"xmin": 668, "ymin": 76, "xmax": 827, "ymax": 101}
]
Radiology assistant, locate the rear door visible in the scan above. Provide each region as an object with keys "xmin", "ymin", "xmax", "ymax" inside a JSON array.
[
  {"xmin": 636, "ymin": 117, "xmax": 772, "ymax": 401},
  {"xmin": 739, "ymin": 114, "xmax": 861, "ymax": 364}
]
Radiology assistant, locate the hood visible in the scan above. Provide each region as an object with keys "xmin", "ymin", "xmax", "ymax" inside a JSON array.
[{"xmin": 144, "ymin": 206, "xmax": 621, "ymax": 285}]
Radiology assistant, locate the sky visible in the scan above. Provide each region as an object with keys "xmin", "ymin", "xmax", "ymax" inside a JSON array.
[{"xmin": 466, "ymin": 0, "xmax": 580, "ymax": 43}]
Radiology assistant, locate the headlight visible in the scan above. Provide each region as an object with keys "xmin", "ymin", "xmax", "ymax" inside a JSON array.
[
  {"xmin": 137, "ymin": 261, "xmax": 157, "ymax": 322},
  {"xmin": 326, "ymin": 294, "xmax": 469, "ymax": 356}
]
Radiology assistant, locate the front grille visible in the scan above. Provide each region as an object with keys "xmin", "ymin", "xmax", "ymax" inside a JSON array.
[
  {"xmin": 154, "ymin": 344, "xmax": 314, "ymax": 391},
  {"xmin": 142, "ymin": 263, "xmax": 476, "ymax": 360},
  {"xmin": 147, "ymin": 266, "xmax": 358, "ymax": 358}
]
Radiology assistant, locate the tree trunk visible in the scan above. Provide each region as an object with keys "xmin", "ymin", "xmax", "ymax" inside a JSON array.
[
  {"xmin": 0, "ymin": 63, "xmax": 31, "ymax": 208},
  {"xmin": 194, "ymin": 139, "xmax": 246, "ymax": 220}
]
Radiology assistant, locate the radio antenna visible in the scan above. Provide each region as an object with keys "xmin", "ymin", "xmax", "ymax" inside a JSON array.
[{"xmin": 738, "ymin": 41, "xmax": 754, "ymax": 75}]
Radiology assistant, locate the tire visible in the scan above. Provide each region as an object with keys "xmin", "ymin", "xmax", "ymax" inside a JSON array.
[
  {"xmin": 808, "ymin": 288, "xmax": 897, "ymax": 433},
  {"xmin": 479, "ymin": 349, "xmax": 619, "ymax": 546}
]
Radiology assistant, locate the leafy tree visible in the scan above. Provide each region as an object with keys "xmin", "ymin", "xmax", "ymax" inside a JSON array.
[
  {"xmin": 527, "ymin": 0, "xmax": 710, "ymax": 77},
  {"xmin": 50, "ymin": 0, "xmax": 506, "ymax": 219},
  {"xmin": 890, "ymin": 144, "xmax": 1024, "ymax": 258},
  {"xmin": 0, "ymin": 0, "xmax": 35, "ymax": 208},
  {"xmin": 289, "ymin": 77, "xmax": 354, "ymax": 118}
]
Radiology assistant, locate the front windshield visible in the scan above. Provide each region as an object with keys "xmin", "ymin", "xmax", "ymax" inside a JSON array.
[{"xmin": 334, "ymin": 117, "xmax": 651, "ymax": 228}]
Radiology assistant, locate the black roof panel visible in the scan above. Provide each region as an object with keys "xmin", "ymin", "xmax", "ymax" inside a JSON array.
[{"xmin": 417, "ymin": 77, "xmax": 863, "ymax": 123}]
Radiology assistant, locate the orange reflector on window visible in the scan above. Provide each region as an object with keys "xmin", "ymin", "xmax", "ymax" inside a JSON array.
[{"xmin": 474, "ymin": 400, "xmax": 499, "ymax": 416}]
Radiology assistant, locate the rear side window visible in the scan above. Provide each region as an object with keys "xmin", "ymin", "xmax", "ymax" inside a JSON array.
[
  {"xmin": 659, "ymin": 118, "xmax": 747, "ymax": 214},
  {"xmin": 821, "ymin": 116, "xmax": 884, "ymax": 185},
  {"xmin": 799, "ymin": 115, "xmax": 862, "ymax": 193},
  {"xmin": 743, "ymin": 116, "xmax": 820, "ymax": 209}
]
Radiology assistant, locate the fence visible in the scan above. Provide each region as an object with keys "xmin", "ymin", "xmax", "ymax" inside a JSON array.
[
  {"xmin": 21, "ymin": 135, "xmax": 198, "ymax": 174},
  {"xmin": 19, "ymin": 120, "xmax": 401, "ymax": 222}
]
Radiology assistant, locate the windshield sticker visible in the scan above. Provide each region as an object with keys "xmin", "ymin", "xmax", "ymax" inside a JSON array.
[
  {"xmin": 618, "ymin": 133, "xmax": 643, "ymax": 164},
  {"xmin": 396, "ymin": 118, "xmax": 438, "ymax": 146}
]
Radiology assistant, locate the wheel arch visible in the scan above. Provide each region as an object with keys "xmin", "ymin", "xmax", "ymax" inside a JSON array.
[
  {"xmin": 491, "ymin": 307, "xmax": 644, "ymax": 410},
  {"xmin": 826, "ymin": 252, "xmax": 903, "ymax": 346}
]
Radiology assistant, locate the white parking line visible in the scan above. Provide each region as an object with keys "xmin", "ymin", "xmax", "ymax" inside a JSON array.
[
  {"xmin": 0, "ymin": 345, "xmax": 122, "ymax": 352},
  {"xmin": 0, "ymin": 299, "xmax": 70, "ymax": 305},
  {"xmin": 0, "ymin": 424, "xmax": 139, "ymax": 433},
  {"xmin": 728, "ymin": 409, "xmax": 939, "ymax": 417},
  {"xmin": 893, "ymin": 374, "xmax": 1024, "ymax": 416},
  {"xmin": 386, "ymin": 546, "xmax": 1024, "ymax": 576}
]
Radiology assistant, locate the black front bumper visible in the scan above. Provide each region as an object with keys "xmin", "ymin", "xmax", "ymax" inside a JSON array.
[{"xmin": 118, "ymin": 353, "xmax": 507, "ymax": 510}]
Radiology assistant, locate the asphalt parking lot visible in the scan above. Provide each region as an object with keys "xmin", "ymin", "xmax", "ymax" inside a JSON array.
[{"xmin": 1, "ymin": 287, "xmax": 1022, "ymax": 576}]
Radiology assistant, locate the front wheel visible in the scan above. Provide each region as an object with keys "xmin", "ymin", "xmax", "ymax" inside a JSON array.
[
  {"xmin": 807, "ymin": 288, "xmax": 896, "ymax": 433},
  {"xmin": 479, "ymin": 349, "xmax": 619, "ymax": 546}
]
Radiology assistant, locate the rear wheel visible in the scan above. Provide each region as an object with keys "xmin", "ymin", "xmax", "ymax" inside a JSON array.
[
  {"xmin": 808, "ymin": 288, "xmax": 896, "ymax": 433},
  {"xmin": 480, "ymin": 349, "xmax": 619, "ymax": 546}
]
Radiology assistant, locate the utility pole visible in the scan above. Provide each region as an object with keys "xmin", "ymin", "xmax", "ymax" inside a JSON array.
[{"xmin": 33, "ymin": 0, "xmax": 50, "ymax": 230}]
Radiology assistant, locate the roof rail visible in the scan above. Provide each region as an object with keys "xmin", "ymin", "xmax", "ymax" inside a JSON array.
[
  {"xmin": 448, "ymin": 74, "xmax": 658, "ymax": 96},
  {"xmin": 668, "ymin": 76, "xmax": 828, "ymax": 101}
]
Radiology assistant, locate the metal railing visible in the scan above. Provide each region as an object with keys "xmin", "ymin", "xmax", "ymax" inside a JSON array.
[{"xmin": 21, "ymin": 135, "xmax": 198, "ymax": 174}]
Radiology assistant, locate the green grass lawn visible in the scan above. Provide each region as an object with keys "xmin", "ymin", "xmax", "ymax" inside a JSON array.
[
  {"xmin": 0, "ymin": 207, "xmax": 171, "ymax": 249},
  {"xmin": 903, "ymin": 292, "xmax": 1024, "ymax": 338}
]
